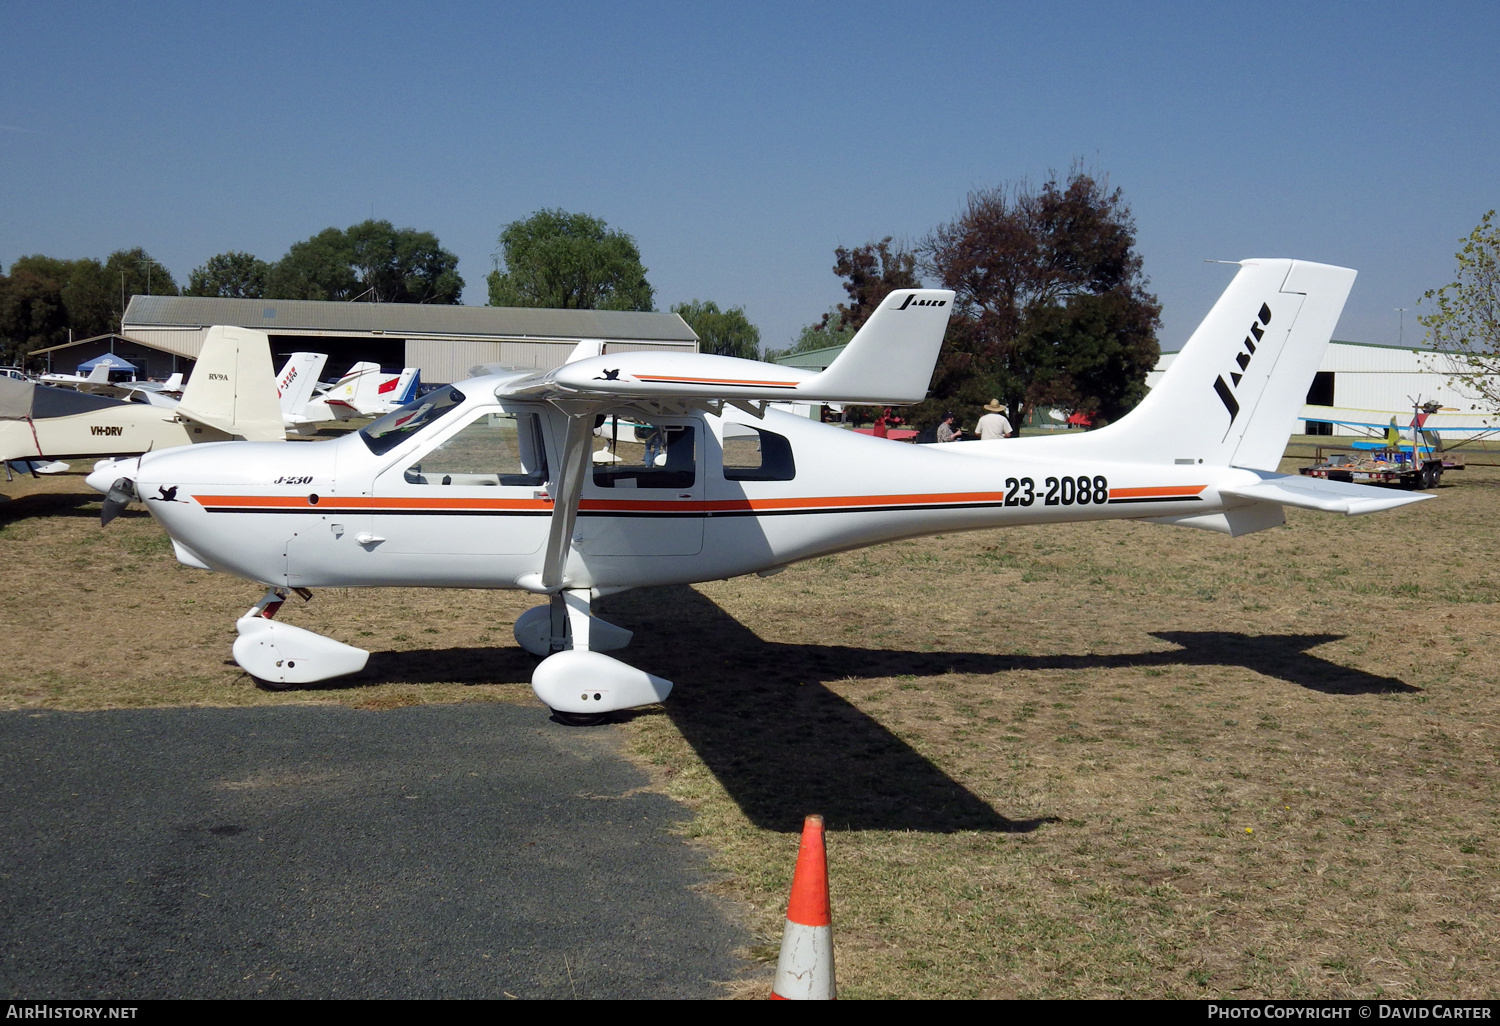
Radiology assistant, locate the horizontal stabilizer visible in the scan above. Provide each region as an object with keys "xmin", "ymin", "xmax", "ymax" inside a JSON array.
[
  {"xmin": 1219, "ymin": 473, "xmax": 1433, "ymax": 515},
  {"xmin": 539, "ymin": 288, "xmax": 955, "ymax": 405}
]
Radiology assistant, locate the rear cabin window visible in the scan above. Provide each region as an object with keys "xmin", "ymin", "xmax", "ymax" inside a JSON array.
[
  {"xmin": 402, "ymin": 411, "xmax": 548, "ymax": 487},
  {"xmin": 592, "ymin": 422, "xmax": 696, "ymax": 489},
  {"xmin": 360, "ymin": 387, "xmax": 466, "ymax": 455},
  {"xmin": 721, "ymin": 425, "xmax": 795, "ymax": 481}
]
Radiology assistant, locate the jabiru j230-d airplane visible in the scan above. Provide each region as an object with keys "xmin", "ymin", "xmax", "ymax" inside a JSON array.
[{"xmin": 92, "ymin": 259, "xmax": 1431, "ymax": 724}]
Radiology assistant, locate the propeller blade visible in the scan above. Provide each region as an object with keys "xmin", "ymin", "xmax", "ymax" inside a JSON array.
[{"xmin": 101, "ymin": 478, "xmax": 137, "ymax": 527}]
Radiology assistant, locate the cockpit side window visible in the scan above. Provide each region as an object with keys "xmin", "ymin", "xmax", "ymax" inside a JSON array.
[
  {"xmin": 401, "ymin": 410, "xmax": 548, "ymax": 487},
  {"xmin": 359, "ymin": 386, "xmax": 466, "ymax": 455},
  {"xmin": 592, "ymin": 419, "xmax": 696, "ymax": 489},
  {"xmin": 722, "ymin": 425, "xmax": 795, "ymax": 481}
]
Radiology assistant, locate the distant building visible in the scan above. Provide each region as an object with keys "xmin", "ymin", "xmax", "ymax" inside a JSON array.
[
  {"xmin": 30, "ymin": 295, "xmax": 699, "ymax": 384},
  {"xmin": 1148, "ymin": 340, "xmax": 1499, "ymax": 437}
]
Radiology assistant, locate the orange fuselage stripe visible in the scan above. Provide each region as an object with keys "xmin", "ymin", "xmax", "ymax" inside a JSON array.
[
  {"xmin": 195, "ymin": 494, "xmax": 551, "ymax": 511},
  {"xmin": 194, "ymin": 485, "xmax": 1207, "ymax": 514},
  {"xmin": 632, "ymin": 374, "xmax": 800, "ymax": 387},
  {"xmin": 1108, "ymin": 485, "xmax": 1207, "ymax": 498}
]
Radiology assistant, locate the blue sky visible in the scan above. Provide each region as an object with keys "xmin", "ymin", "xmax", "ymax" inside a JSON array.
[{"xmin": 2, "ymin": 1, "xmax": 1494, "ymax": 352}]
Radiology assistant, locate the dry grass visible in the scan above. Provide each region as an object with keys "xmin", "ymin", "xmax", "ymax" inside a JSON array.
[
  {"xmin": 0, "ymin": 469, "xmax": 544, "ymax": 711},
  {"xmin": 3, "ymin": 450, "xmax": 1498, "ymax": 999}
]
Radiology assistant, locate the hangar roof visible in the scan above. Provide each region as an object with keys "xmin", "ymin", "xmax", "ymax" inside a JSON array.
[{"xmin": 123, "ymin": 295, "xmax": 698, "ymax": 342}]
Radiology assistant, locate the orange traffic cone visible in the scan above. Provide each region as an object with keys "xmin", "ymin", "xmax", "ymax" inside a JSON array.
[{"xmin": 770, "ymin": 814, "xmax": 835, "ymax": 1000}]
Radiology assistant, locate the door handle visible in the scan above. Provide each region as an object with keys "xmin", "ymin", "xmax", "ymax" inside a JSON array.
[{"xmin": 354, "ymin": 532, "xmax": 385, "ymax": 546}]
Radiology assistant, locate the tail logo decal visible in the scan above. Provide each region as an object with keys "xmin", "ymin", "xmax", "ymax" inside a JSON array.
[
  {"xmin": 1213, "ymin": 302, "xmax": 1273, "ymax": 427},
  {"xmin": 895, "ymin": 295, "xmax": 948, "ymax": 310}
]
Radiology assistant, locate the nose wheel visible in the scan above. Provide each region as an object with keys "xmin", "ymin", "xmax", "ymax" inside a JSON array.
[{"xmin": 550, "ymin": 709, "xmax": 610, "ymax": 727}]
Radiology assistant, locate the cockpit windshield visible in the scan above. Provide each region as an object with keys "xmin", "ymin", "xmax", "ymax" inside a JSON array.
[{"xmin": 359, "ymin": 386, "xmax": 466, "ymax": 455}]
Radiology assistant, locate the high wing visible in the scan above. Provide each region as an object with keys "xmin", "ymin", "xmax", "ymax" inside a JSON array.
[
  {"xmin": 1301, "ymin": 404, "xmax": 1500, "ymax": 441},
  {"xmin": 511, "ymin": 287, "xmax": 955, "ymax": 406},
  {"xmin": 504, "ymin": 287, "xmax": 956, "ymax": 592}
]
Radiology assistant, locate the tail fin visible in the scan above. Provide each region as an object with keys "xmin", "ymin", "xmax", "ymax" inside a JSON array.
[
  {"xmin": 808, "ymin": 288, "xmax": 956, "ymax": 403},
  {"xmin": 393, "ymin": 368, "xmax": 419, "ymax": 405},
  {"xmin": 320, "ymin": 361, "xmax": 379, "ymax": 406},
  {"xmin": 87, "ymin": 363, "xmax": 111, "ymax": 383},
  {"xmin": 275, "ymin": 352, "xmax": 328, "ymax": 418},
  {"xmin": 176, "ymin": 326, "xmax": 286, "ymax": 442},
  {"xmin": 566, "ymin": 340, "xmax": 605, "ymax": 364},
  {"xmin": 1081, "ymin": 260, "xmax": 1355, "ymax": 471},
  {"xmin": 161, "ymin": 372, "xmax": 184, "ymax": 393},
  {"xmin": 350, "ymin": 365, "xmax": 410, "ymax": 411}
]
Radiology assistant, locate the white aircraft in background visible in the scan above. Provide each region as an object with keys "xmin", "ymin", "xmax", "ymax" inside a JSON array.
[
  {"xmin": 113, "ymin": 349, "xmax": 420, "ymax": 434},
  {"xmin": 282, "ymin": 360, "xmax": 421, "ymax": 433},
  {"xmin": 35, "ymin": 359, "xmax": 186, "ymax": 406},
  {"xmin": 96, "ymin": 260, "xmax": 1430, "ymax": 724},
  {"xmin": 3, "ymin": 326, "xmax": 284, "ymax": 473},
  {"xmin": 39, "ymin": 361, "xmax": 131, "ymax": 390}
]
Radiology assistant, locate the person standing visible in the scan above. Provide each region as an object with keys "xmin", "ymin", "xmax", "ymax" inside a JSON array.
[
  {"xmin": 976, "ymin": 399, "xmax": 1013, "ymax": 440},
  {"xmin": 936, "ymin": 411, "xmax": 962, "ymax": 443}
]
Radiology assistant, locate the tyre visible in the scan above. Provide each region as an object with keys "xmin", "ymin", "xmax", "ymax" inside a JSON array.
[{"xmin": 550, "ymin": 709, "xmax": 609, "ymax": 727}]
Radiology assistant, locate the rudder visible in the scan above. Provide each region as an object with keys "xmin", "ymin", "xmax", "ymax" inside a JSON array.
[{"xmin": 1076, "ymin": 259, "xmax": 1355, "ymax": 471}]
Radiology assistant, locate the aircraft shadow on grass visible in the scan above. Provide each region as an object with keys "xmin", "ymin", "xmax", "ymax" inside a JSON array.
[
  {"xmin": 335, "ymin": 585, "xmax": 1417, "ymax": 835},
  {"xmin": 0, "ymin": 490, "xmax": 148, "ymax": 524},
  {"xmin": 596, "ymin": 587, "xmax": 1420, "ymax": 835}
]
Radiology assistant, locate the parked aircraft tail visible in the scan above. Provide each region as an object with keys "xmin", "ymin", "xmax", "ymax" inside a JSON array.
[
  {"xmin": 176, "ymin": 326, "xmax": 285, "ymax": 442},
  {"xmin": 320, "ymin": 361, "xmax": 379, "ymax": 408},
  {"xmin": 275, "ymin": 352, "xmax": 328, "ymax": 418},
  {"xmin": 1071, "ymin": 260, "xmax": 1356, "ymax": 472},
  {"xmin": 390, "ymin": 367, "xmax": 420, "ymax": 406}
]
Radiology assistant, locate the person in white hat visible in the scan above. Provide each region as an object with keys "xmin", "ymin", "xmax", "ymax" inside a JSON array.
[{"xmin": 976, "ymin": 399, "xmax": 1013, "ymax": 440}]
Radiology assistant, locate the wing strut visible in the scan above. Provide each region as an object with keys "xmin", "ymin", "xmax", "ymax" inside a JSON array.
[{"xmin": 535, "ymin": 401, "xmax": 605, "ymax": 592}]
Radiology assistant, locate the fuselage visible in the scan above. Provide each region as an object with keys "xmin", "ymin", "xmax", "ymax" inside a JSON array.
[
  {"xmin": 130, "ymin": 376, "xmax": 1258, "ymax": 592},
  {"xmin": 1, "ymin": 397, "xmax": 230, "ymax": 463}
]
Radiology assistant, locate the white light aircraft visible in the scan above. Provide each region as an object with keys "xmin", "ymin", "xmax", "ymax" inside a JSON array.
[
  {"xmin": 39, "ymin": 361, "xmax": 127, "ymax": 390},
  {"xmin": 96, "ymin": 260, "xmax": 1431, "ymax": 724},
  {"xmin": 3, "ymin": 327, "xmax": 284, "ymax": 470}
]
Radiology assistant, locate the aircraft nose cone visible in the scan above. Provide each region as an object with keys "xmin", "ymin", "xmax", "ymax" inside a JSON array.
[{"xmin": 85, "ymin": 459, "xmax": 127, "ymax": 495}]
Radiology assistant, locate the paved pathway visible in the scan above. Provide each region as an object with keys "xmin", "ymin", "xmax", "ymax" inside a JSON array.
[{"xmin": 0, "ymin": 704, "xmax": 749, "ymax": 999}]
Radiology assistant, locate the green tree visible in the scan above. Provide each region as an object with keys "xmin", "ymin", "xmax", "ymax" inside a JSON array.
[
  {"xmin": 487, "ymin": 209, "xmax": 654, "ymax": 311},
  {"xmin": 0, "ymin": 249, "xmax": 180, "ymax": 361},
  {"xmin": 671, "ymin": 299, "xmax": 761, "ymax": 359},
  {"xmin": 187, "ymin": 251, "xmax": 271, "ymax": 298},
  {"xmin": 266, "ymin": 227, "xmax": 358, "ymax": 301},
  {"xmin": 56, "ymin": 256, "xmax": 114, "ymax": 339},
  {"xmin": 0, "ymin": 260, "xmax": 72, "ymax": 362},
  {"xmin": 265, "ymin": 221, "xmax": 463, "ymax": 303},
  {"xmin": 829, "ymin": 237, "xmax": 919, "ymax": 332},
  {"xmin": 346, "ymin": 220, "xmax": 464, "ymax": 304},
  {"xmin": 921, "ymin": 167, "xmax": 1161, "ymax": 433},
  {"xmin": 1421, "ymin": 210, "xmax": 1500, "ymax": 413}
]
